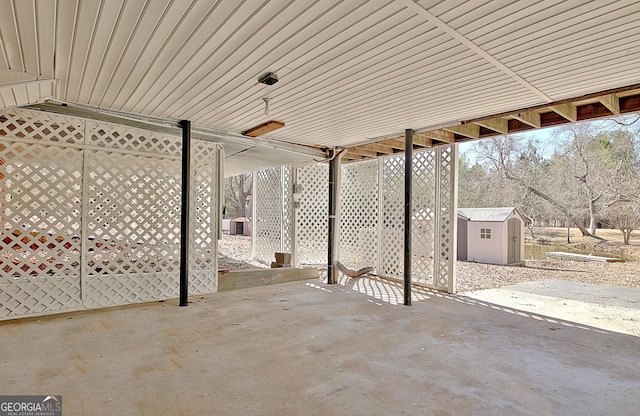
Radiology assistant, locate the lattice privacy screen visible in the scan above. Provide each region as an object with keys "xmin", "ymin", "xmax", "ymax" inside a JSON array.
[
  {"xmin": 294, "ymin": 163, "xmax": 329, "ymax": 267},
  {"xmin": 82, "ymin": 150, "xmax": 182, "ymax": 308},
  {"xmin": 339, "ymin": 160, "xmax": 378, "ymax": 271},
  {"xmin": 252, "ymin": 166, "xmax": 292, "ymax": 266},
  {"xmin": 1, "ymin": 139, "xmax": 84, "ymax": 316},
  {"xmin": 434, "ymin": 146, "xmax": 456, "ymax": 290},
  {"xmin": 410, "ymin": 151, "xmax": 437, "ymax": 286},
  {"xmin": 0, "ymin": 108, "xmax": 220, "ymax": 319},
  {"xmin": 380, "ymin": 156, "xmax": 406, "ymax": 278},
  {"xmin": 253, "ymin": 146, "xmax": 457, "ymax": 291},
  {"xmin": 352, "ymin": 148, "xmax": 456, "ymax": 291},
  {"xmin": 188, "ymin": 141, "xmax": 220, "ymax": 295},
  {"xmin": 282, "ymin": 166, "xmax": 293, "ymax": 255}
]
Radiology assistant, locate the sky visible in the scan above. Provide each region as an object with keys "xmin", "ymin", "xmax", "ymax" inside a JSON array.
[
  {"xmin": 458, "ymin": 127, "xmax": 557, "ymax": 164},
  {"xmin": 458, "ymin": 113, "xmax": 639, "ymax": 165}
]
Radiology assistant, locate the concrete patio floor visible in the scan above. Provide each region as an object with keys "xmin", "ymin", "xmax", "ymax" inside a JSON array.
[{"xmin": 1, "ymin": 276, "xmax": 639, "ymax": 415}]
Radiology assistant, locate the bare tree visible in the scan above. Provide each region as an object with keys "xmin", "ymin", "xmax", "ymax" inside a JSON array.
[
  {"xmin": 460, "ymin": 150, "xmax": 544, "ymax": 237},
  {"xmin": 458, "ymin": 154, "xmax": 510, "ymax": 208},
  {"xmin": 600, "ymin": 124, "xmax": 640, "ymax": 244},
  {"xmin": 464, "ymin": 114, "xmax": 640, "ymax": 243},
  {"xmin": 546, "ymin": 121, "xmax": 638, "ymax": 237},
  {"xmin": 517, "ymin": 189, "xmax": 551, "ymax": 239},
  {"xmin": 224, "ymin": 174, "xmax": 252, "ymax": 219},
  {"xmin": 605, "ymin": 199, "xmax": 640, "ymax": 245},
  {"xmin": 556, "ymin": 123, "xmax": 612, "ymax": 235},
  {"xmin": 475, "ymin": 135, "xmax": 594, "ymax": 237}
]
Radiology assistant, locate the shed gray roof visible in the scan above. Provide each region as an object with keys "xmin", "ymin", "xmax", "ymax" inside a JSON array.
[
  {"xmin": 457, "ymin": 211, "xmax": 470, "ymax": 221},
  {"xmin": 458, "ymin": 207, "xmax": 518, "ymax": 222}
]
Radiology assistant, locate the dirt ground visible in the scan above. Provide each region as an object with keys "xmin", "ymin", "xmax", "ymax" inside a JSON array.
[
  {"xmin": 219, "ymin": 232, "xmax": 638, "ymax": 293},
  {"xmin": 219, "ymin": 231, "xmax": 639, "ymax": 337},
  {"xmin": 218, "ymin": 234, "xmax": 262, "ymax": 270},
  {"xmin": 456, "ymin": 259, "xmax": 639, "ymax": 292}
]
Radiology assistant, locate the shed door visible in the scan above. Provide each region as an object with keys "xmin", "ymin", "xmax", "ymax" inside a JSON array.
[
  {"xmin": 508, "ymin": 218, "xmax": 521, "ymax": 264},
  {"xmin": 457, "ymin": 217, "xmax": 467, "ymax": 261}
]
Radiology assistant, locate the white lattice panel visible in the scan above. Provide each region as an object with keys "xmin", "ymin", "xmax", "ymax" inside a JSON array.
[
  {"xmin": 0, "ymin": 108, "xmax": 85, "ymax": 145},
  {"xmin": 83, "ymin": 150, "xmax": 182, "ymax": 307},
  {"xmin": 188, "ymin": 140, "xmax": 219, "ymax": 295},
  {"xmin": 1, "ymin": 140, "xmax": 83, "ymax": 318},
  {"xmin": 282, "ymin": 166, "xmax": 293, "ymax": 254},
  {"xmin": 0, "ymin": 277, "xmax": 82, "ymax": 318},
  {"xmin": 435, "ymin": 146, "xmax": 456, "ymax": 291},
  {"xmin": 380, "ymin": 156, "xmax": 405, "ymax": 278},
  {"xmin": 412, "ymin": 151, "xmax": 437, "ymax": 285},
  {"xmin": 83, "ymin": 273, "xmax": 179, "ymax": 308},
  {"xmin": 253, "ymin": 167, "xmax": 283, "ymax": 265},
  {"xmin": 339, "ymin": 160, "xmax": 378, "ymax": 271},
  {"xmin": 1, "ymin": 108, "xmax": 222, "ymax": 319},
  {"xmin": 295, "ymin": 163, "xmax": 328, "ymax": 266},
  {"xmin": 86, "ymin": 120, "xmax": 181, "ymax": 156}
]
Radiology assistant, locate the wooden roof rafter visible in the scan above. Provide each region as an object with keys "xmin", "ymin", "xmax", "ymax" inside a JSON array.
[
  {"xmin": 344, "ymin": 132, "xmax": 435, "ymax": 162},
  {"xmin": 344, "ymin": 85, "xmax": 640, "ymax": 162}
]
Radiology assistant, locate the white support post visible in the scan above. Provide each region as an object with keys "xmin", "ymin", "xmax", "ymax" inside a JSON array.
[
  {"xmin": 434, "ymin": 147, "xmax": 442, "ymax": 287},
  {"xmin": 449, "ymin": 144, "xmax": 459, "ymax": 293},
  {"xmin": 280, "ymin": 165, "xmax": 286, "ymax": 253},
  {"xmin": 291, "ymin": 164, "xmax": 299, "ymax": 268},
  {"xmin": 217, "ymin": 147, "xmax": 225, "ymax": 241},
  {"xmin": 376, "ymin": 157, "xmax": 384, "ymax": 275},
  {"xmin": 79, "ymin": 118, "xmax": 90, "ymax": 304},
  {"xmin": 251, "ymin": 170, "xmax": 257, "ymax": 261}
]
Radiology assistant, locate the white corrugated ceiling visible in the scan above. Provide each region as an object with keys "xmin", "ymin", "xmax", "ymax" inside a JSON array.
[{"xmin": 1, "ymin": 0, "xmax": 639, "ymax": 152}]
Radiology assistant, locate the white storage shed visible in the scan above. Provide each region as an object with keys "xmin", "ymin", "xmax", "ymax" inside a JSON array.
[{"xmin": 458, "ymin": 207, "xmax": 525, "ymax": 265}]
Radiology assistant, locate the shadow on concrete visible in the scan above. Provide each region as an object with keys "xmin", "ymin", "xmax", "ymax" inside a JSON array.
[{"xmin": 315, "ymin": 274, "xmax": 622, "ymax": 337}]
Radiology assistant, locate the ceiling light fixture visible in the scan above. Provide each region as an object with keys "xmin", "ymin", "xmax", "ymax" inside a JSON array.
[
  {"xmin": 258, "ymin": 72, "xmax": 278, "ymax": 85},
  {"xmin": 243, "ymin": 120, "xmax": 285, "ymax": 137},
  {"xmin": 263, "ymin": 97, "xmax": 271, "ymax": 115}
]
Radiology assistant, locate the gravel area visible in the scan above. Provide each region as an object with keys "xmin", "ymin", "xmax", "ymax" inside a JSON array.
[
  {"xmin": 218, "ymin": 234, "xmax": 263, "ymax": 270},
  {"xmin": 220, "ymin": 234, "xmax": 640, "ymax": 336},
  {"xmin": 219, "ymin": 234, "xmax": 639, "ymax": 292},
  {"xmin": 457, "ymin": 259, "xmax": 639, "ymax": 293}
]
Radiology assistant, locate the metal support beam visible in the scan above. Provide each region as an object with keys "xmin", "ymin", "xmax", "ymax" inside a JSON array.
[
  {"xmin": 179, "ymin": 120, "xmax": 191, "ymax": 307},
  {"xmin": 404, "ymin": 129, "xmax": 413, "ymax": 306},
  {"xmin": 327, "ymin": 150, "xmax": 338, "ymax": 284}
]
